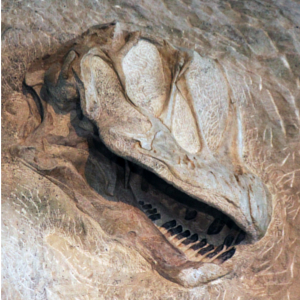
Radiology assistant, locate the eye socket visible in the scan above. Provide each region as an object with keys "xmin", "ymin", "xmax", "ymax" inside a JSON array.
[
  {"xmin": 122, "ymin": 39, "xmax": 169, "ymax": 117},
  {"xmin": 122, "ymin": 40, "xmax": 230, "ymax": 154}
]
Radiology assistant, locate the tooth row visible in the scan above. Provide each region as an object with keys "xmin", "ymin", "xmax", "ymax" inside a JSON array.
[{"xmin": 138, "ymin": 201, "xmax": 244, "ymax": 263}]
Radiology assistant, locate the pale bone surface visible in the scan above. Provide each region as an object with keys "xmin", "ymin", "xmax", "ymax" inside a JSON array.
[
  {"xmin": 79, "ymin": 29, "xmax": 271, "ymax": 241},
  {"xmin": 2, "ymin": 0, "xmax": 300, "ymax": 299}
]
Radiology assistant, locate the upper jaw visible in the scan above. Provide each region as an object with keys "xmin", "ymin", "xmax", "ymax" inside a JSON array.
[
  {"xmin": 79, "ymin": 44, "xmax": 272, "ymax": 242},
  {"xmin": 98, "ymin": 125, "xmax": 271, "ymax": 242},
  {"xmin": 136, "ymin": 147, "xmax": 271, "ymax": 243}
]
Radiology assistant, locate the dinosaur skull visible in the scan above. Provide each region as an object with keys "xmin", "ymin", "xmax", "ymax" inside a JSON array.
[
  {"xmin": 24, "ymin": 23, "xmax": 272, "ymax": 287},
  {"xmin": 79, "ymin": 24, "xmax": 272, "ymax": 240}
]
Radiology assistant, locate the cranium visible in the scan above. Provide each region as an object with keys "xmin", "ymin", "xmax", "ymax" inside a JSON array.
[{"xmin": 18, "ymin": 22, "xmax": 274, "ymax": 287}]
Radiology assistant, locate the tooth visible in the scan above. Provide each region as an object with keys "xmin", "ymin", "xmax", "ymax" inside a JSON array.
[
  {"xmin": 198, "ymin": 244, "xmax": 214, "ymax": 256},
  {"xmin": 173, "ymin": 230, "xmax": 191, "ymax": 246},
  {"xmin": 195, "ymin": 245, "xmax": 216, "ymax": 262},
  {"xmin": 214, "ymin": 248, "xmax": 236, "ymax": 264},
  {"xmin": 207, "ymin": 218, "xmax": 226, "ymax": 235},
  {"xmin": 235, "ymin": 231, "xmax": 246, "ymax": 245},
  {"xmin": 185, "ymin": 239, "xmax": 207, "ymax": 259},
  {"xmin": 189, "ymin": 233, "xmax": 198, "ymax": 243},
  {"xmin": 184, "ymin": 233, "xmax": 198, "ymax": 244},
  {"xmin": 184, "ymin": 209, "xmax": 197, "ymax": 221},
  {"xmin": 223, "ymin": 235, "xmax": 235, "ymax": 247},
  {"xmin": 160, "ymin": 220, "xmax": 177, "ymax": 234},
  {"xmin": 169, "ymin": 225, "xmax": 183, "ymax": 235},
  {"xmin": 146, "ymin": 208, "xmax": 157, "ymax": 215},
  {"xmin": 187, "ymin": 245, "xmax": 211, "ymax": 260},
  {"xmin": 180, "ymin": 233, "xmax": 199, "ymax": 252},
  {"xmin": 204, "ymin": 244, "xmax": 224, "ymax": 261},
  {"xmin": 177, "ymin": 230, "xmax": 191, "ymax": 239},
  {"xmin": 149, "ymin": 213, "xmax": 161, "ymax": 221},
  {"xmin": 168, "ymin": 226, "xmax": 183, "ymax": 241},
  {"xmin": 161, "ymin": 220, "xmax": 177, "ymax": 230},
  {"xmin": 189, "ymin": 239, "xmax": 207, "ymax": 251},
  {"xmin": 142, "ymin": 204, "xmax": 152, "ymax": 210}
]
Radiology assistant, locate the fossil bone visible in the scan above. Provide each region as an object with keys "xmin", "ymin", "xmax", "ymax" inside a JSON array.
[
  {"xmin": 79, "ymin": 24, "xmax": 272, "ymax": 241},
  {"xmin": 9, "ymin": 23, "xmax": 276, "ymax": 287}
]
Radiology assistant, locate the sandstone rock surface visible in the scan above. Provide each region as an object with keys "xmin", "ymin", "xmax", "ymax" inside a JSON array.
[{"xmin": 2, "ymin": 1, "xmax": 300, "ymax": 299}]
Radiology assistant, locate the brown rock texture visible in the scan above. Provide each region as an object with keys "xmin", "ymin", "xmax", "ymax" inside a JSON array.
[{"xmin": 2, "ymin": 1, "xmax": 300, "ymax": 299}]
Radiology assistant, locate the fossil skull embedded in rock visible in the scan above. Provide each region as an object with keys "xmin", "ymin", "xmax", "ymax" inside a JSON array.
[
  {"xmin": 79, "ymin": 23, "xmax": 272, "ymax": 239},
  {"xmin": 23, "ymin": 22, "xmax": 272, "ymax": 287}
]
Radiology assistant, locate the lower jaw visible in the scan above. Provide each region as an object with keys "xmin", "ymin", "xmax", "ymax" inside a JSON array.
[
  {"xmin": 136, "ymin": 236, "xmax": 234, "ymax": 287},
  {"xmin": 117, "ymin": 203, "xmax": 236, "ymax": 288},
  {"xmin": 89, "ymin": 152, "xmax": 247, "ymax": 287}
]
